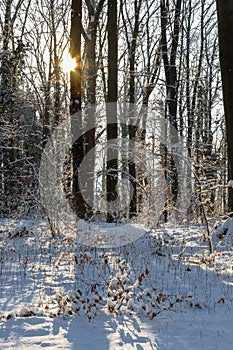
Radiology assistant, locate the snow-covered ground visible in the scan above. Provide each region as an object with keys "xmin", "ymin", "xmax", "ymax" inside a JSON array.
[
  {"xmin": 1, "ymin": 308, "xmax": 232, "ymax": 350},
  {"xmin": 0, "ymin": 219, "xmax": 232, "ymax": 349}
]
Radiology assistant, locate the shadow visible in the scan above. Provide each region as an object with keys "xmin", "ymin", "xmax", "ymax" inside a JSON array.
[
  {"xmin": 59, "ymin": 315, "xmax": 110, "ymax": 350},
  {"xmin": 108, "ymin": 314, "xmax": 158, "ymax": 350},
  {"xmin": 53, "ymin": 313, "xmax": 159, "ymax": 350},
  {"xmin": 0, "ymin": 221, "xmax": 233, "ymax": 349},
  {"xmin": 0, "ymin": 316, "xmax": 53, "ymax": 349}
]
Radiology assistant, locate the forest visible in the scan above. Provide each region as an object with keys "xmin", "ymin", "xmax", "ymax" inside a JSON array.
[
  {"xmin": 0, "ymin": 0, "xmax": 229, "ymax": 224},
  {"xmin": 0, "ymin": 1, "xmax": 233, "ymax": 349}
]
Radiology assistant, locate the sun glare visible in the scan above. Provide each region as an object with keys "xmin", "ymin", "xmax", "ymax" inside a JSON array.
[{"xmin": 61, "ymin": 54, "xmax": 77, "ymax": 73}]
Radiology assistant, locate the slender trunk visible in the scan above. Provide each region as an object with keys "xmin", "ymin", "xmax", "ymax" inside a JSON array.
[
  {"xmin": 106, "ymin": 0, "xmax": 118, "ymax": 223},
  {"xmin": 84, "ymin": 27, "xmax": 97, "ymax": 219},
  {"xmin": 216, "ymin": 0, "xmax": 233, "ymax": 213},
  {"xmin": 188, "ymin": 0, "xmax": 204, "ymax": 160},
  {"xmin": 128, "ymin": 0, "xmax": 142, "ymax": 218},
  {"xmin": 70, "ymin": 0, "xmax": 86, "ymax": 218},
  {"xmin": 51, "ymin": 0, "xmax": 61, "ymax": 124},
  {"xmin": 0, "ymin": 0, "xmax": 14, "ymax": 216},
  {"xmin": 160, "ymin": 0, "xmax": 182, "ymax": 220}
]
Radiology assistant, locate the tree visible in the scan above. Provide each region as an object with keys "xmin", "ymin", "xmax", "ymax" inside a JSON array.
[
  {"xmin": 81, "ymin": 0, "xmax": 105, "ymax": 219},
  {"xmin": 127, "ymin": 0, "xmax": 142, "ymax": 217},
  {"xmin": 0, "ymin": 0, "xmax": 34, "ymax": 216},
  {"xmin": 106, "ymin": 0, "xmax": 118, "ymax": 222},
  {"xmin": 216, "ymin": 0, "xmax": 233, "ymax": 213},
  {"xmin": 70, "ymin": 0, "xmax": 106, "ymax": 219},
  {"xmin": 70, "ymin": 0, "xmax": 86, "ymax": 218},
  {"xmin": 0, "ymin": 0, "xmax": 226, "ymax": 225},
  {"xmin": 160, "ymin": 0, "xmax": 182, "ymax": 220}
]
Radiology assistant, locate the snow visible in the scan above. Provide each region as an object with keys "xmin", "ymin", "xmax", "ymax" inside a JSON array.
[
  {"xmin": 0, "ymin": 220, "xmax": 233, "ymax": 349},
  {"xmin": 217, "ymin": 216, "xmax": 233, "ymax": 236},
  {"xmin": 228, "ymin": 180, "xmax": 233, "ymax": 188},
  {"xmin": 0, "ymin": 309, "xmax": 232, "ymax": 349}
]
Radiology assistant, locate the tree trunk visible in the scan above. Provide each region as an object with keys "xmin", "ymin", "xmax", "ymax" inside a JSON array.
[
  {"xmin": 70, "ymin": 0, "xmax": 86, "ymax": 218},
  {"xmin": 0, "ymin": 0, "xmax": 15, "ymax": 216},
  {"xmin": 83, "ymin": 23, "xmax": 97, "ymax": 220},
  {"xmin": 128, "ymin": 0, "xmax": 142, "ymax": 218},
  {"xmin": 216, "ymin": 0, "xmax": 233, "ymax": 213},
  {"xmin": 160, "ymin": 0, "xmax": 181, "ymax": 220},
  {"xmin": 106, "ymin": 0, "xmax": 118, "ymax": 223},
  {"xmin": 51, "ymin": 0, "xmax": 61, "ymax": 125}
]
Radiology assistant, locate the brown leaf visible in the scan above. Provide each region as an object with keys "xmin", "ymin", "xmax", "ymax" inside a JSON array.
[{"xmin": 138, "ymin": 275, "xmax": 143, "ymax": 284}]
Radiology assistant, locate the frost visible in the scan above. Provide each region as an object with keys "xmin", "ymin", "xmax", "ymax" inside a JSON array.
[
  {"xmin": 133, "ymin": 279, "xmax": 140, "ymax": 289},
  {"xmin": 0, "ymin": 50, "xmax": 10, "ymax": 59},
  {"xmin": 143, "ymin": 288, "xmax": 151, "ymax": 296},
  {"xmin": 110, "ymin": 277, "xmax": 119, "ymax": 287},
  {"xmin": 215, "ymin": 216, "xmax": 233, "ymax": 244},
  {"xmin": 116, "ymin": 272, "xmax": 121, "ymax": 280},
  {"xmin": 119, "ymin": 259, "xmax": 126, "ymax": 268},
  {"xmin": 228, "ymin": 180, "xmax": 233, "ymax": 187},
  {"xmin": 1, "ymin": 219, "xmax": 233, "ymax": 347},
  {"xmin": 121, "ymin": 275, "xmax": 129, "ymax": 284},
  {"xmin": 127, "ymin": 299, "xmax": 134, "ymax": 310},
  {"xmin": 107, "ymin": 298, "xmax": 114, "ymax": 309}
]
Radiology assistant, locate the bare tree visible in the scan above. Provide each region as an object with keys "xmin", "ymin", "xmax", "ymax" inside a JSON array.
[
  {"xmin": 70, "ymin": 0, "xmax": 86, "ymax": 218},
  {"xmin": 216, "ymin": 0, "xmax": 233, "ymax": 213},
  {"xmin": 106, "ymin": 0, "xmax": 118, "ymax": 222}
]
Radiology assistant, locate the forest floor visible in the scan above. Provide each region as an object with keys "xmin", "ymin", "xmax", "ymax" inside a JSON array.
[{"xmin": 0, "ymin": 218, "xmax": 232, "ymax": 349}]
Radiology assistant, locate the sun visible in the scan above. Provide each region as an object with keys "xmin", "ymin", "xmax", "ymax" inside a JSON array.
[{"xmin": 61, "ymin": 54, "xmax": 77, "ymax": 73}]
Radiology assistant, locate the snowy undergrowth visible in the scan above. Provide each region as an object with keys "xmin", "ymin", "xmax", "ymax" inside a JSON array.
[{"xmin": 0, "ymin": 219, "xmax": 232, "ymax": 323}]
